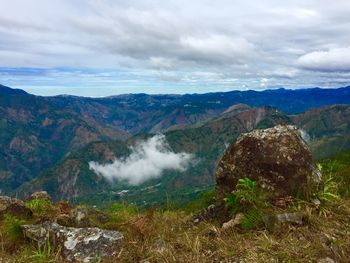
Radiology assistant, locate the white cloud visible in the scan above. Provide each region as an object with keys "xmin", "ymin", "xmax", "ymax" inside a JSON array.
[
  {"xmin": 89, "ymin": 134, "xmax": 193, "ymax": 185},
  {"xmin": 297, "ymin": 47, "xmax": 350, "ymax": 72}
]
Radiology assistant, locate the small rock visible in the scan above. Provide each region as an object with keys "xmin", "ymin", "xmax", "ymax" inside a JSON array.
[
  {"xmin": 57, "ymin": 201, "xmax": 72, "ymax": 215},
  {"xmin": 0, "ymin": 196, "xmax": 32, "ymax": 219},
  {"xmin": 28, "ymin": 191, "xmax": 51, "ymax": 201},
  {"xmin": 276, "ymin": 212, "xmax": 304, "ymax": 225},
  {"xmin": 221, "ymin": 213, "xmax": 244, "ymax": 231},
  {"xmin": 192, "ymin": 204, "xmax": 220, "ymax": 223},
  {"xmin": 154, "ymin": 239, "xmax": 166, "ymax": 253},
  {"xmin": 70, "ymin": 207, "xmax": 90, "ymax": 227},
  {"xmin": 22, "ymin": 222, "xmax": 123, "ymax": 262},
  {"xmin": 262, "ymin": 212, "xmax": 305, "ymax": 231},
  {"xmin": 56, "ymin": 214, "xmax": 74, "ymax": 227},
  {"xmin": 203, "ymin": 227, "xmax": 219, "ymax": 238},
  {"xmin": 317, "ymin": 257, "xmax": 335, "ymax": 263},
  {"xmin": 193, "ymin": 218, "xmax": 200, "ymax": 224},
  {"xmin": 312, "ymin": 198, "xmax": 321, "ymax": 206}
]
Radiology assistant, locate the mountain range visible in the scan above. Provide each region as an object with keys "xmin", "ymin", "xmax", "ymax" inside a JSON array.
[{"xmin": 1, "ymin": 84, "xmax": 350, "ymax": 206}]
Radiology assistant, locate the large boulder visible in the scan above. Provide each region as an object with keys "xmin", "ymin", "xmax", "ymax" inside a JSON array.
[
  {"xmin": 22, "ymin": 222, "xmax": 123, "ymax": 262},
  {"xmin": 216, "ymin": 125, "xmax": 321, "ymax": 207},
  {"xmin": 0, "ymin": 196, "xmax": 32, "ymax": 219}
]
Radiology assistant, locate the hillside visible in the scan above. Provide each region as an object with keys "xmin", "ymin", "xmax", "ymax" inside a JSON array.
[
  {"xmin": 19, "ymin": 105, "xmax": 350, "ymax": 206},
  {"xmin": 1, "ymin": 84, "xmax": 350, "ymax": 202},
  {"xmin": 0, "ymin": 87, "xmax": 128, "ymax": 193}
]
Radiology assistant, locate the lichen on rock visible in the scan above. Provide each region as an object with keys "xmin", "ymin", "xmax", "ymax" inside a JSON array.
[
  {"xmin": 22, "ymin": 222, "xmax": 124, "ymax": 262},
  {"xmin": 215, "ymin": 125, "xmax": 322, "ymax": 211}
]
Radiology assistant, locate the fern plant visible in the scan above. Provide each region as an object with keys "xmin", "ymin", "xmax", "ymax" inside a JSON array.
[
  {"xmin": 241, "ymin": 207, "xmax": 262, "ymax": 230},
  {"xmin": 224, "ymin": 177, "xmax": 260, "ymax": 212},
  {"xmin": 224, "ymin": 177, "xmax": 264, "ymax": 229}
]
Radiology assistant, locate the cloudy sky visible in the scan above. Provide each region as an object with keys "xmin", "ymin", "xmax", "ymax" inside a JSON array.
[{"xmin": 0, "ymin": 0, "xmax": 350, "ymax": 96}]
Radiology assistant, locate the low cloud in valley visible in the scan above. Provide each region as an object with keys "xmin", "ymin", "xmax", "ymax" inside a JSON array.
[{"xmin": 89, "ymin": 134, "xmax": 193, "ymax": 185}]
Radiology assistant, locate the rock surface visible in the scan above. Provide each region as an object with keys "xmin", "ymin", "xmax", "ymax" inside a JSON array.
[
  {"xmin": 28, "ymin": 191, "xmax": 51, "ymax": 201},
  {"xmin": 56, "ymin": 206, "xmax": 111, "ymax": 228},
  {"xmin": 0, "ymin": 196, "xmax": 32, "ymax": 219},
  {"xmin": 22, "ymin": 222, "xmax": 123, "ymax": 262},
  {"xmin": 216, "ymin": 125, "xmax": 321, "ymax": 208},
  {"xmin": 221, "ymin": 213, "xmax": 244, "ymax": 231},
  {"xmin": 262, "ymin": 212, "xmax": 305, "ymax": 231}
]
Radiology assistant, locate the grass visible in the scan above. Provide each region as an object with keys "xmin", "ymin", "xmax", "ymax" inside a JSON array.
[
  {"xmin": 25, "ymin": 198, "xmax": 55, "ymax": 217},
  {"xmin": 2, "ymin": 214, "xmax": 26, "ymax": 241},
  {"xmin": 1, "ymin": 198, "xmax": 350, "ymax": 262},
  {"xmin": 111, "ymin": 200, "xmax": 350, "ymax": 262}
]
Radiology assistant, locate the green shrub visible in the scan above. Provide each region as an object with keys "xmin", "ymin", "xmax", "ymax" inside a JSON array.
[
  {"xmin": 25, "ymin": 198, "xmax": 53, "ymax": 216},
  {"xmin": 3, "ymin": 214, "xmax": 25, "ymax": 241}
]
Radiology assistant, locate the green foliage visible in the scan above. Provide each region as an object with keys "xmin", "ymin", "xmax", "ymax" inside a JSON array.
[
  {"xmin": 178, "ymin": 188, "xmax": 216, "ymax": 213},
  {"xmin": 110, "ymin": 202, "xmax": 138, "ymax": 214},
  {"xmin": 224, "ymin": 178, "xmax": 261, "ymax": 214},
  {"xmin": 317, "ymin": 176, "xmax": 339, "ymax": 203},
  {"xmin": 224, "ymin": 178, "xmax": 265, "ymax": 230},
  {"xmin": 30, "ymin": 246, "xmax": 51, "ymax": 263},
  {"xmin": 29, "ymin": 236, "xmax": 55, "ymax": 263},
  {"xmin": 313, "ymin": 163, "xmax": 340, "ymax": 216},
  {"xmin": 241, "ymin": 208, "xmax": 263, "ymax": 230},
  {"xmin": 25, "ymin": 198, "xmax": 53, "ymax": 216},
  {"xmin": 224, "ymin": 192, "xmax": 241, "ymax": 214},
  {"xmin": 236, "ymin": 178, "xmax": 258, "ymax": 202},
  {"xmin": 319, "ymin": 150, "xmax": 350, "ymax": 197},
  {"xmin": 109, "ymin": 202, "xmax": 138, "ymax": 224},
  {"xmin": 3, "ymin": 214, "xmax": 25, "ymax": 241}
]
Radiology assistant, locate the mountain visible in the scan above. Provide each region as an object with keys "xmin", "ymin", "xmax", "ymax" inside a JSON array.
[
  {"xmin": 19, "ymin": 104, "xmax": 350, "ymax": 206},
  {"xmin": 18, "ymin": 106, "xmax": 290, "ymax": 205},
  {"xmin": 292, "ymin": 104, "xmax": 350, "ymax": 159},
  {"xmin": 1, "ymin": 84, "xmax": 350, "ymax": 201},
  {"xmin": 0, "ymin": 84, "xmax": 28, "ymax": 96},
  {"xmin": 0, "ymin": 89, "xmax": 128, "ymax": 193}
]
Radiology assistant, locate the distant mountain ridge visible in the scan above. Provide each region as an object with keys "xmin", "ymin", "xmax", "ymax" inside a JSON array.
[
  {"xmin": 0, "ymin": 84, "xmax": 28, "ymax": 95},
  {"xmin": 1, "ymin": 84, "xmax": 350, "ymax": 203}
]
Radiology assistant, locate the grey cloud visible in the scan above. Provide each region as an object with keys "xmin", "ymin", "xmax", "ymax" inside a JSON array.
[{"xmin": 0, "ymin": 0, "xmax": 350, "ymax": 94}]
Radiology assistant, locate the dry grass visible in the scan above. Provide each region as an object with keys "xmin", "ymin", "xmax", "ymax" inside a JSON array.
[
  {"xmin": 1, "ymin": 200, "xmax": 350, "ymax": 262},
  {"xmin": 106, "ymin": 200, "xmax": 350, "ymax": 262}
]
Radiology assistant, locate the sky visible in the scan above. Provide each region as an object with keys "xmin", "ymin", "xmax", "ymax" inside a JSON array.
[{"xmin": 0, "ymin": 0, "xmax": 350, "ymax": 96}]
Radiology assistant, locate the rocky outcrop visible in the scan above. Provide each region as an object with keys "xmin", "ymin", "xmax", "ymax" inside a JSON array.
[
  {"xmin": 22, "ymin": 222, "xmax": 124, "ymax": 262},
  {"xmin": 27, "ymin": 191, "xmax": 51, "ymax": 201},
  {"xmin": 216, "ymin": 125, "xmax": 321, "ymax": 207},
  {"xmin": 56, "ymin": 206, "xmax": 110, "ymax": 228},
  {"xmin": 0, "ymin": 196, "xmax": 32, "ymax": 219}
]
